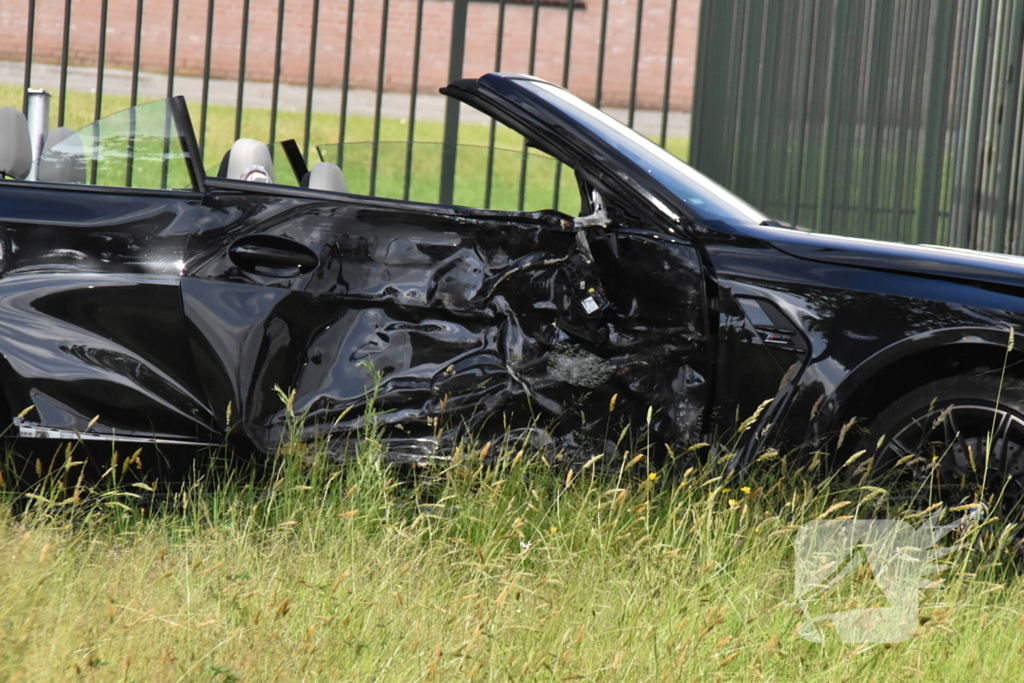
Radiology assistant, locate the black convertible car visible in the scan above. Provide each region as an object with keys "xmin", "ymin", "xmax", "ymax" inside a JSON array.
[{"xmin": 1, "ymin": 73, "xmax": 1024, "ymax": 494}]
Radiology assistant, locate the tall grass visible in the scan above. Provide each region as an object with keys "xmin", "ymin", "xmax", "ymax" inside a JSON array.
[{"xmin": 1, "ymin": 396, "xmax": 1022, "ymax": 681}]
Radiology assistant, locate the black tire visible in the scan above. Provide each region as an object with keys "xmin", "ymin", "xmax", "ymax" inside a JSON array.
[{"xmin": 858, "ymin": 375, "xmax": 1024, "ymax": 506}]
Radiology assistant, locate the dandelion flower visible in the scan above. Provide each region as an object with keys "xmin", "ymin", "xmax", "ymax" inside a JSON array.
[
  {"xmin": 722, "ymin": 488, "xmax": 732, "ymax": 493},
  {"xmin": 740, "ymin": 486, "xmax": 752, "ymax": 494},
  {"xmin": 648, "ymin": 472, "xmax": 659, "ymax": 482},
  {"xmin": 728, "ymin": 499, "xmax": 740, "ymax": 509}
]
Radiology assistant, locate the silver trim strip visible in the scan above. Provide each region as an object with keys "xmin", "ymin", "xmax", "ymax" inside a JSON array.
[{"xmin": 14, "ymin": 418, "xmax": 216, "ymax": 447}]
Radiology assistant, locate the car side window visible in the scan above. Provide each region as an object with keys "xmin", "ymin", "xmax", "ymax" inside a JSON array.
[{"xmin": 37, "ymin": 99, "xmax": 196, "ymax": 191}]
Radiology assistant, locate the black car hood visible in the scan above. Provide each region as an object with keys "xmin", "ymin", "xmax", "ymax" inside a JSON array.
[{"xmin": 750, "ymin": 226, "xmax": 1024, "ymax": 290}]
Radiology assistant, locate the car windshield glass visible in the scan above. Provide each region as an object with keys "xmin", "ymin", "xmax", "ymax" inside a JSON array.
[
  {"xmin": 516, "ymin": 79, "xmax": 766, "ymax": 225},
  {"xmin": 38, "ymin": 98, "xmax": 195, "ymax": 191}
]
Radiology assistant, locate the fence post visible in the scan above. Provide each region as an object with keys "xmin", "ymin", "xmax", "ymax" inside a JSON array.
[
  {"xmin": 439, "ymin": 0, "xmax": 469, "ymax": 206},
  {"xmin": 914, "ymin": 1, "xmax": 955, "ymax": 246}
]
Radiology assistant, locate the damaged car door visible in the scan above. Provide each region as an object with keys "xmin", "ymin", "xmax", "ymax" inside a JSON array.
[
  {"xmin": 181, "ymin": 73, "xmax": 713, "ymax": 460},
  {"xmin": 181, "ymin": 191, "xmax": 576, "ymax": 457},
  {"xmin": 183, "ymin": 185, "xmax": 709, "ymax": 460}
]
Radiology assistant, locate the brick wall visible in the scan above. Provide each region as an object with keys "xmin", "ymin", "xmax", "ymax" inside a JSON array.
[{"xmin": 0, "ymin": 0, "xmax": 700, "ymax": 111}]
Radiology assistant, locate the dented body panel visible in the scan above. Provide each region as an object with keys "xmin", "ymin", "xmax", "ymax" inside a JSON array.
[{"xmin": 181, "ymin": 186, "xmax": 709, "ymax": 455}]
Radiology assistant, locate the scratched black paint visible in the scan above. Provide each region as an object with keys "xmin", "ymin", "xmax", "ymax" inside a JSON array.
[{"xmin": 3, "ymin": 74, "xmax": 1024, "ymax": 473}]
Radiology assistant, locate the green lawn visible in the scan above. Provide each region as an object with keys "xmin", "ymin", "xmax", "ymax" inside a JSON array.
[{"xmin": 0, "ymin": 416, "xmax": 1020, "ymax": 681}]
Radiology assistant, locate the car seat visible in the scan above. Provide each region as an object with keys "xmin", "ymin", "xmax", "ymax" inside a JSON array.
[
  {"xmin": 0, "ymin": 107, "xmax": 32, "ymax": 180},
  {"xmin": 221, "ymin": 138, "xmax": 275, "ymax": 183},
  {"xmin": 301, "ymin": 162, "xmax": 347, "ymax": 193}
]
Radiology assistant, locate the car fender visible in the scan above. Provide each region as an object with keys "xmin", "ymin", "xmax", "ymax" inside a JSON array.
[{"xmin": 811, "ymin": 325, "xmax": 1018, "ymax": 440}]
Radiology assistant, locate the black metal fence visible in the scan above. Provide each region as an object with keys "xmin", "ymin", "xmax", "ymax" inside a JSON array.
[
  {"xmin": 691, "ymin": 0, "xmax": 1024, "ymax": 254},
  {"xmin": 8, "ymin": 0, "xmax": 693, "ymax": 211}
]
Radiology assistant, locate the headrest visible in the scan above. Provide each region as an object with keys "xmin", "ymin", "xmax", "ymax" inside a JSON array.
[
  {"xmin": 225, "ymin": 138, "xmax": 274, "ymax": 183},
  {"xmin": 0, "ymin": 107, "xmax": 32, "ymax": 179},
  {"xmin": 302, "ymin": 162, "xmax": 347, "ymax": 193},
  {"xmin": 38, "ymin": 126, "xmax": 87, "ymax": 184}
]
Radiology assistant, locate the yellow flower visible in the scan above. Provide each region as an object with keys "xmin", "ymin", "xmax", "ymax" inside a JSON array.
[
  {"xmin": 740, "ymin": 486, "xmax": 752, "ymax": 494},
  {"xmin": 722, "ymin": 488, "xmax": 732, "ymax": 493},
  {"xmin": 648, "ymin": 472, "xmax": 659, "ymax": 482},
  {"xmin": 728, "ymin": 499, "xmax": 740, "ymax": 509},
  {"xmin": 549, "ymin": 526, "xmax": 558, "ymax": 534}
]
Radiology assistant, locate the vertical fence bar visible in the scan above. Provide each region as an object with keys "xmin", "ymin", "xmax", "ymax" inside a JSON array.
[
  {"xmin": 269, "ymin": 0, "xmax": 287, "ymax": 155},
  {"xmin": 199, "ymin": 0, "xmax": 216, "ymax": 154},
  {"xmin": 949, "ymin": 0, "xmax": 979, "ymax": 248},
  {"xmin": 482, "ymin": 0, "xmax": 507, "ymax": 208},
  {"xmin": 131, "ymin": 0, "xmax": 145, "ymax": 107},
  {"xmin": 789, "ymin": 0, "xmax": 818, "ymax": 227},
  {"xmin": 516, "ymin": 0, "xmax": 540, "ymax": 210},
  {"xmin": 369, "ymin": 0, "xmax": 391, "ymax": 197},
  {"xmin": 126, "ymin": 0, "xmax": 145, "ymax": 188},
  {"xmin": 22, "ymin": 0, "xmax": 36, "ymax": 112},
  {"xmin": 915, "ymin": 1, "xmax": 956, "ymax": 245},
  {"xmin": 234, "ymin": 0, "xmax": 251, "ymax": 141},
  {"xmin": 517, "ymin": 0, "xmax": 542, "ymax": 210},
  {"xmin": 403, "ymin": 0, "xmax": 427, "ymax": 201},
  {"xmin": 439, "ymin": 0, "xmax": 469, "ymax": 205},
  {"xmin": 302, "ymin": 0, "xmax": 321, "ymax": 160},
  {"xmin": 659, "ymin": 0, "xmax": 679, "ymax": 148},
  {"xmin": 876, "ymin": 0, "xmax": 908, "ymax": 240},
  {"xmin": 57, "ymin": 0, "xmax": 72, "ymax": 127},
  {"xmin": 894, "ymin": 2, "xmax": 927, "ymax": 241},
  {"xmin": 552, "ymin": 0, "xmax": 576, "ymax": 209},
  {"xmin": 979, "ymin": 0, "xmax": 1002, "ymax": 247},
  {"xmin": 962, "ymin": 1, "xmax": 993, "ymax": 250},
  {"xmin": 863, "ymin": 0, "xmax": 893, "ymax": 237},
  {"xmin": 337, "ymin": 0, "xmax": 357, "ymax": 166},
  {"xmin": 627, "ymin": 0, "xmax": 645, "ymax": 128},
  {"xmin": 594, "ymin": 0, "xmax": 611, "ymax": 108},
  {"xmin": 160, "ymin": 0, "xmax": 181, "ymax": 189},
  {"xmin": 167, "ymin": 0, "xmax": 181, "ymax": 100},
  {"xmin": 991, "ymin": 0, "xmax": 1023, "ymax": 252},
  {"xmin": 94, "ymin": 0, "xmax": 110, "ymax": 121},
  {"xmin": 688, "ymin": 0, "xmax": 714, "ymax": 166},
  {"xmin": 725, "ymin": 0, "xmax": 751, "ymax": 193}
]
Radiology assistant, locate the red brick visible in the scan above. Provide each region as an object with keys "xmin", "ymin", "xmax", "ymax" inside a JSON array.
[{"xmin": 1, "ymin": 0, "xmax": 700, "ymax": 110}]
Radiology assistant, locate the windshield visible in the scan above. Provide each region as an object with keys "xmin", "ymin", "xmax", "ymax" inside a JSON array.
[
  {"xmin": 38, "ymin": 98, "xmax": 196, "ymax": 191},
  {"xmin": 516, "ymin": 80, "xmax": 767, "ymax": 225}
]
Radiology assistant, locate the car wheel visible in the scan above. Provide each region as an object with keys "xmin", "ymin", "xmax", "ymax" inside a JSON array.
[{"xmin": 858, "ymin": 375, "xmax": 1024, "ymax": 506}]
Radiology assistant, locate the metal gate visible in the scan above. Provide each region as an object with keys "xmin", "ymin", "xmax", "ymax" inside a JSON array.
[
  {"xmin": 691, "ymin": 0, "xmax": 1024, "ymax": 253},
  {"xmin": 6, "ymin": 0, "xmax": 694, "ymax": 210}
]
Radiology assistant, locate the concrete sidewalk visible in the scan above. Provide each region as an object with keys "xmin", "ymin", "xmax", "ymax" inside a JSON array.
[{"xmin": 1, "ymin": 61, "xmax": 691, "ymax": 139}]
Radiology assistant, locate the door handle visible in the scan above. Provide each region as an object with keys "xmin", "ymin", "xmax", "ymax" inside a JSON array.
[{"xmin": 228, "ymin": 235, "xmax": 319, "ymax": 278}]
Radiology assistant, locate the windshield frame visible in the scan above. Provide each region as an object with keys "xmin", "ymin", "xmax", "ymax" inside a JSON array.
[{"xmin": 510, "ymin": 78, "xmax": 767, "ymax": 226}]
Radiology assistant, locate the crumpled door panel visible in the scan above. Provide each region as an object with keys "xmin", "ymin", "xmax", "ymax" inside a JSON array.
[{"xmin": 183, "ymin": 195, "xmax": 708, "ymax": 458}]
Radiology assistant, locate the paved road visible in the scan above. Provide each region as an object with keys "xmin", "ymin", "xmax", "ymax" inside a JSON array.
[{"xmin": 1, "ymin": 60, "xmax": 691, "ymax": 139}]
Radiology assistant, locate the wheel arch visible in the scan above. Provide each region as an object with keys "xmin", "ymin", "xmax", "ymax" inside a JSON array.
[{"xmin": 823, "ymin": 327, "xmax": 1024, "ymax": 438}]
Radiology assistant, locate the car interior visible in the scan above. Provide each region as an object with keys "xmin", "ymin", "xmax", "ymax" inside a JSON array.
[
  {"xmin": 1, "ymin": 98, "xmax": 576, "ymax": 217},
  {"xmin": 215, "ymin": 137, "xmax": 348, "ymax": 193},
  {"xmin": 0, "ymin": 106, "xmax": 32, "ymax": 181}
]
